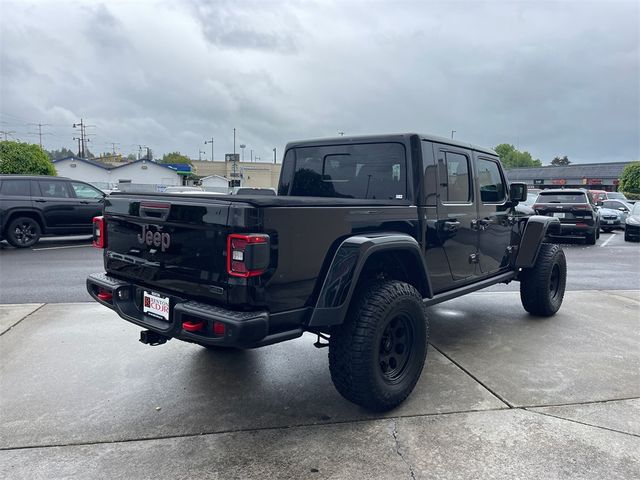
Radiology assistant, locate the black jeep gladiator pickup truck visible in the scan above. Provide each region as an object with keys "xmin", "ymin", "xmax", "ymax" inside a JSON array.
[{"xmin": 87, "ymin": 133, "xmax": 566, "ymax": 411}]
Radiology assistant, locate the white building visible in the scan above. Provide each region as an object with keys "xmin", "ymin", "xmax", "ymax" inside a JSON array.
[
  {"xmin": 53, "ymin": 156, "xmax": 182, "ymax": 191},
  {"xmin": 200, "ymin": 174, "xmax": 230, "ymax": 193}
]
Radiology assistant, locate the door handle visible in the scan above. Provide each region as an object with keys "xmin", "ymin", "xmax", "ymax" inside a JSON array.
[
  {"xmin": 34, "ymin": 199, "xmax": 46, "ymax": 203},
  {"xmin": 471, "ymin": 218, "xmax": 491, "ymax": 231},
  {"xmin": 443, "ymin": 220, "xmax": 461, "ymax": 232},
  {"xmin": 80, "ymin": 201, "xmax": 90, "ymax": 204}
]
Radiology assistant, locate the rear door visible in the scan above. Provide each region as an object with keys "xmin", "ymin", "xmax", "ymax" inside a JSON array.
[
  {"xmin": 34, "ymin": 179, "xmax": 79, "ymax": 229},
  {"xmin": 434, "ymin": 144, "xmax": 479, "ymax": 282},
  {"xmin": 475, "ymin": 155, "xmax": 512, "ymax": 275}
]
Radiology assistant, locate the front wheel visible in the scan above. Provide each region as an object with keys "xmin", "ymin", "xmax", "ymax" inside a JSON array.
[
  {"xmin": 328, "ymin": 280, "xmax": 428, "ymax": 411},
  {"xmin": 6, "ymin": 217, "xmax": 41, "ymax": 248},
  {"xmin": 519, "ymin": 243, "xmax": 567, "ymax": 316}
]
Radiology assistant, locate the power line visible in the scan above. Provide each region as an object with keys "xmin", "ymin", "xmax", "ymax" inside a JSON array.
[{"xmin": 28, "ymin": 123, "xmax": 52, "ymax": 148}]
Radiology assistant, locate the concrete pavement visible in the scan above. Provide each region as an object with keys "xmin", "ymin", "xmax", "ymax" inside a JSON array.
[{"xmin": 1, "ymin": 290, "xmax": 638, "ymax": 479}]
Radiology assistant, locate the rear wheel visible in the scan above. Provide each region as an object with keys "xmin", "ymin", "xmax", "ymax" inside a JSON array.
[
  {"xmin": 586, "ymin": 228, "xmax": 597, "ymax": 245},
  {"xmin": 6, "ymin": 217, "xmax": 41, "ymax": 248},
  {"xmin": 519, "ymin": 243, "xmax": 567, "ymax": 316},
  {"xmin": 328, "ymin": 280, "xmax": 428, "ymax": 411}
]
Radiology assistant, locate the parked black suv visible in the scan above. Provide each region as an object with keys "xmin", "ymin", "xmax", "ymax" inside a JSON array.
[
  {"xmin": 0, "ymin": 175, "xmax": 105, "ymax": 248},
  {"xmin": 87, "ymin": 133, "xmax": 567, "ymax": 411},
  {"xmin": 533, "ymin": 188, "xmax": 600, "ymax": 244}
]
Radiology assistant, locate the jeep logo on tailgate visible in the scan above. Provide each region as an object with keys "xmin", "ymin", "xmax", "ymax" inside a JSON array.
[{"xmin": 138, "ymin": 225, "xmax": 171, "ymax": 252}]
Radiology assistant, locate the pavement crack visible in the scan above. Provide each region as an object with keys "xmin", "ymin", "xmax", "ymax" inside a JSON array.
[
  {"xmin": 429, "ymin": 342, "xmax": 513, "ymax": 408},
  {"xmin": 392, "ymin": 418, "xmax": 416, "ymax": 480},
  {"xmin": 523, "ymin": 408, "xmax": 640, "ymax": 438},
  {"xmin": 0, "ymin": 304, "xmax": 46, "ymax": 336}
]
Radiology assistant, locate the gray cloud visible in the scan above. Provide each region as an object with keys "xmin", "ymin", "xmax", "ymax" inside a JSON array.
[{"xmin": 0, "ymin": 0, "xmax": 637, "ymax": 163}]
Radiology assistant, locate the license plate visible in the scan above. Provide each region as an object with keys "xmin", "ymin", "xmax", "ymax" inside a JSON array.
[
  {"xmin": 553, "ymin": 212, "xmax": 566, "ymax": 218},
  {"xmin": 143, "ymin": 291, "xmax": 170, "ymax": 321},
  {"xmin": 605, "ymin": 220, "xmax": 613, "ymax": 224}
]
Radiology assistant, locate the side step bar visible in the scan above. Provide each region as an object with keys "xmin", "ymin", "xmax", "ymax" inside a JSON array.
[{"xmin": 423, "ymin": 271, "xmax": 517, "ymax": 307}]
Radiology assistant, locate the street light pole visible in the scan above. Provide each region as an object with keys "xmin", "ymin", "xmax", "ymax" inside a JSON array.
[
  {"xmin": 205, "ymin": 138, "xmax": 214, "ymax": 162},
  {"xmin": 233, "ymin": 128, "xmax": 236, "ymax": 156},
  {"xmin": 451, "ymin": 130, "xmax": 456, "ymax": 139},
  {"xmin": 273, "ymin": 147, "xmax": 277, "ymax": 164}
]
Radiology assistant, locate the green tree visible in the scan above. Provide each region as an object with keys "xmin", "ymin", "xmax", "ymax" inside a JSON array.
[
  {"xmin": 619, "ymin": 161, "xmax": 640, "ymax": 195},
  {"xmin": 161, "ymin": 151, "xmax": 192, "ymax": 165},
  {"xmin": 494, "ymin": 144, "xmax": 542, "ymax": 168},
  {"xmin": 0, "ymin": 141, "xmax": 56, "ymax": 175},
  {"xmin": 46, "ymin": 147, "xmax": 76, "ymax": 161},
  {"xmin": 551, "ymin": 155, "xmax": 571, "ymax": 166}
]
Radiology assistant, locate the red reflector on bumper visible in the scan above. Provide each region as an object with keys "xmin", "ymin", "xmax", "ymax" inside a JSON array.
[
  {"xmin": 182, "ymin": 321, "xmax": 205, "ymax": 332},
  {"xmin": 97, "ymin": 291, "xmax": 113, "ymax": 301}
]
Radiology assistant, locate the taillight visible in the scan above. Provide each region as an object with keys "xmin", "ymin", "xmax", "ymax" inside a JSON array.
[
  {"xmin": 227, "ymin": 233, "xmax": 270, "ymax": 277},
  {"xmin": 92, "ymin": 216, "xmax": 106, "ymax": 248},
  {"xmin": 533, "ymin": 204, "xmax": 544, "ymax": 210}
]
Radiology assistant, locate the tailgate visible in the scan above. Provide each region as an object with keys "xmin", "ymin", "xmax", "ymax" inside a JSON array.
[{"xmin": 104, "ymin": 195, "xmax": 231, "ymax": 302}]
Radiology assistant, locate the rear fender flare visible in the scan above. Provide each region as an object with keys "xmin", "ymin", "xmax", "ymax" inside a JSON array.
[
  {"xmin": 515, "ymin": 215, "xmax": 561, "ymax": 269},
  {"xmin": 308, "ymin": 233, "xmax": 432, "ymax": 327}
]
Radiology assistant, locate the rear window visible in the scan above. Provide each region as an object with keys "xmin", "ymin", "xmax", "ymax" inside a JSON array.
[
  {"xmin": 281, "ymin": 143, "xmax": 407, "ymax": 200},
  {"xmin": 0, "ymin": 179, "xmax": 31, "ymax": 196},
  {"xmin": 537, "ymin": 192, "xmax": 587, "ymax": 203}
]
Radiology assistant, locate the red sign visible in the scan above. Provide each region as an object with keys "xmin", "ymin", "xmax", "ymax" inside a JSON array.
[{"xmin": 552, "ymin": 179, "xmax": 566, "ymax": 185}]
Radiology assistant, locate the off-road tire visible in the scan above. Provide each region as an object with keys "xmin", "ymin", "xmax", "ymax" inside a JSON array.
[
  {"xmin": 586, "ymin": 228, "xmax": 597, "ymax": 245},
  {"xmin": 328, "ymin": 280, "xmax": 428, "ymax": 411},
  {"xmin": 6, "ymin": 217, "xmax": 41, "ymax": 248},
  {"xmin": 519, "ymin": 243, "xmax": 567, "ymax": 317}
]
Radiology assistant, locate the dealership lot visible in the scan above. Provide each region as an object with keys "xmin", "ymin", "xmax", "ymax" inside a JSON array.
[{"xmin": 1, "ymin": 236, "xmax": 639, "ymax": 479}]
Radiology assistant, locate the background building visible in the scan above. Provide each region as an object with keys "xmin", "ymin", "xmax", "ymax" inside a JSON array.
[
  {"xmin": 506, "ymin": 162, "xmax": 632, "ymax": 191},
  {"xmin": 192, "ymin": 160, "xmax": 281, "ymax": 189},
  {"xmin": 53, "ymin": 156, "xmax": 182, "ymax": 192}
]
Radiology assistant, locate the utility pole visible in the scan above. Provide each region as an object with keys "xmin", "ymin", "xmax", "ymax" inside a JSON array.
[
  {"xmin": 250, "ymin": 149, "xmax": 253, "ymax": 162},
  {"xmin": 233, "ymin": 128, "xmax": 236, "ymax": 156},
  {"xmin": 146, "ymin": 147, "xmax": 152, "ymax": 161},
  {"xmin": 0, "ymin": 130, "xmax": 16, "ymax": 141},
  {"xmin": 138, "ymin": 145, "xmax": 144, "ymax": 160},
  {"xmin": 29, "ymin": 123, "xmax": 51, "ymax": 148},
  {"xmin": 451, "ymin": 130, "xmax": 456, "ymax": 139},
  {"xmin": 338, "ymin": 131, "xmax": 345, "ymax": 136},
  {"xmin": 73, "ymin": 137, "xmax": 82, "ymax": 156},
  {"xmin": 73, "ymin": 119, "xmax": 86, "ymax": 157},
  {"xmin": 205, "ymin": 138, "xmax": 214, "ymax": 162},
  {"xmin": 273, "ymin": 147, "xmax": 277, "ymax": 164}
]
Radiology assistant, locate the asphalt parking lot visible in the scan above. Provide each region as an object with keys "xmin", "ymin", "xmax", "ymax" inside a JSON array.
[{"xmin": 0, "ymin": 234, "xmax": 639, "ymax": 479}]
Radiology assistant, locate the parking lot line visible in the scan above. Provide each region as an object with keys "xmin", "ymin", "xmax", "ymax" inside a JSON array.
[
  {"xmin": 600, "ymin": 233, "xmax": 617, "ymax": 247},
  {"xmin": 32, "ymin": 244, "xmax": 92, "ymax": 251}
]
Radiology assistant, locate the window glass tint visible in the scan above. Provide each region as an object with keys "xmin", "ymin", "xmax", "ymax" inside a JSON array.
[
  {"xmin": 537, "ymin": 192, "xmax": 587, "ymax": 203},
  {"xmin": 38, "ymin": 180, "xmax": 71, "ymax": 198},
  {"xmin": 477, "ymin": 159, "xmax": 505, "ymax": 203},
  {"xmin": 71, "ymin": 182, "xmax": 103, "ymax": 199},
  {"xmin": 0, "ymin": 180, "xmax": 30, "ymax": 196},
  {"xmin": 288, "ymin": 143, "xmax": 406, "ymax": 200},
  {"xmin": 441, "ymin": 152, "xmax": 470, "ymax": 202}
]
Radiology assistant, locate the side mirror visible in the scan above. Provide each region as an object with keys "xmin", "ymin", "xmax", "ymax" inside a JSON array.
[
  {"xmin": 619, "ymin": 207, "xmax": 627, "ymax": 212},
  {"xmin": 509, "ymin": 182, "xmax": 527, "ymax": 203}
]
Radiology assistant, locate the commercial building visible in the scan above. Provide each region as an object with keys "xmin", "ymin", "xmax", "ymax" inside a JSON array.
[
  {"xmin": 191, "ymin": 160, "xmax": 281, "ymax": 189},
  {"xmin": 506, "ymin": 162, "xmax": 632, "ymax": 191}
]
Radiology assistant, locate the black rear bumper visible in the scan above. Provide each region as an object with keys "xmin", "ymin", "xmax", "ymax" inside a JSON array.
[{"xmin": 86, "ymin": 273, "xmax": 300, "ymax": 348}]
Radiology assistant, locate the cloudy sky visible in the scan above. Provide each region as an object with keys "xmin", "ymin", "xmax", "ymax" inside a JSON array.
[{"xmin": 1, "ymin": 0, "xmax": 638, "ymax": 164}]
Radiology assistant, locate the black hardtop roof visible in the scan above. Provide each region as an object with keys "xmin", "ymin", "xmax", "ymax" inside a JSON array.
[
  {"xmin": 285, "ymin": 133, "xmax": 497, "ymax": 156},
  {"xmin": 0, "ymin": 175, "xmax": 70, "ymax": 180}
]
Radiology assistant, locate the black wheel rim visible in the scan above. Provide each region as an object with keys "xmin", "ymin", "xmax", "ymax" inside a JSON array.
[
  {"xmin": 378, "ymin": 313, "xmax": 414, "ymax": 383},
  {"xmin": 14, "ymin": 222, "xmax": 37, "ymax": 245},
  {"xmin": 549, "ymin": 263, "xmax": 560, "ymax": 300}
]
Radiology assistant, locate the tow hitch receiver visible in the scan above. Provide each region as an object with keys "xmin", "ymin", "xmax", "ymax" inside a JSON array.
[{"xmin": 139, "ymin": 330, "xmax": 170, "ymax": 346}]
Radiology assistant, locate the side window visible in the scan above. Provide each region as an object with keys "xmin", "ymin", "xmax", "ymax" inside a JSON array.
[
  {"xmin": 440, "ymin": 151, "xmax": 471, "ymax": 203},
  {"xmin": 71, "ymin": 182, "xmax": 103, "ymax": 199},
  {"xmin": 38, "ymin": 180, "xmax": 72, "ymax": 198},
  {"xmin": 477, "ymin": 159, "xmax": 506, "ymax": 203},
  {"xmin": 0, "ymin": 180, "xmax": 31, "ymax": 196}
]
